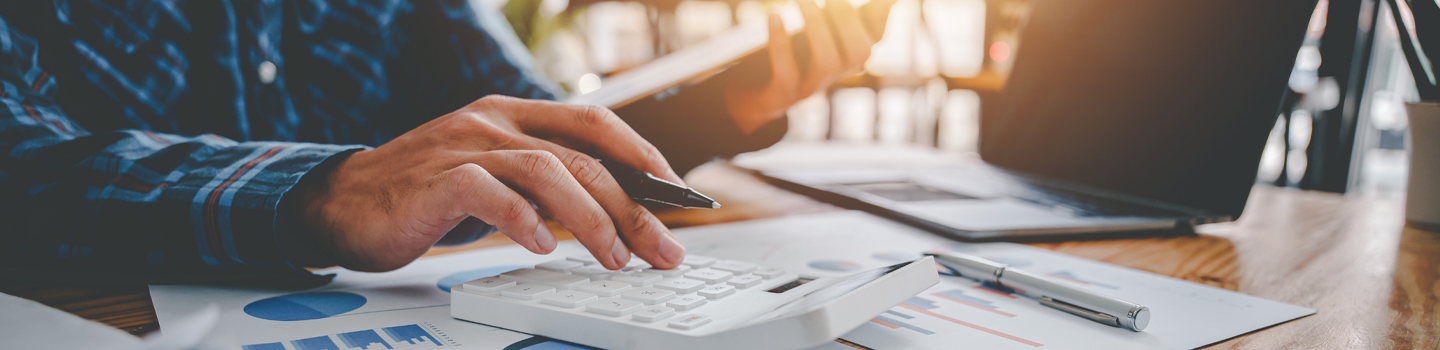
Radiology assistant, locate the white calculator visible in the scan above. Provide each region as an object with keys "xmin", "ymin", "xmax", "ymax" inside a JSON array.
[{"xmin": 450, "ymin": 254, "xmax": 938, "ymax": 350}]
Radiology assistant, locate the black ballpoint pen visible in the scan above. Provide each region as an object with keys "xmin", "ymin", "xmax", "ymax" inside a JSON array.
[{"xmin": 600, "ymin": 159, "xmax": 721, "ymax": 209}]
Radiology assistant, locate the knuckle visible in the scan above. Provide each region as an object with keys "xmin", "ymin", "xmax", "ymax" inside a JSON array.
[
  {"xmin": 441, "ymin": 163, "xmax": 489, "ymax": 197},
  {"xmin": 445, "ymin": 113, "xmax": 501, "ymax": 137},
  {"xmin": 563, "ymin": 152, "xmax": 607, "ymax": 186},
  {"xmin": 574, "ymin": 104, "xmax": 617, "ymax": 128},
  {"xmin": 624, "ymin": 206, "xmax": 658, "ymax": 236},
  {"xmin": 581, "ymin": 209, "xmax": 612, "ymax": 236},
  {"xmin": 517, "ymin": 150, "xmax": 566, "ymax": 186},
  {"xmin": 500, "ymin": 197, "xmax": 532, "ymax": 225},
  {"xmin": 476, "ymin": 94, "xmax": 510, "ymax": 106}
]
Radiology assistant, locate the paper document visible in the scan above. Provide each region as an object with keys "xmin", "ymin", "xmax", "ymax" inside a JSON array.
[
  {"xmin": 150, "ymin": 211, "xmax": 1312, "ymax": 350},
  {"xmin": 0, "ymin": 292, "xmax": 144, "ymax": 349},
  {"xmin": 673, "ymin": 211, "xmax": 1314, "ymax": 350},
  {"xmin": 150, "ymin": 244, "xmax": 598, "ymax": 350}
]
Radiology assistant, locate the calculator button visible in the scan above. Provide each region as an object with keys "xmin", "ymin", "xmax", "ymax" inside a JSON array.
[
  {"xmin": 587, "ymin": 298, "xmax": 644, "ymax": 316},
  {"xmin": 500, "ymin": 283, "xmax": 556, "ymax": 300},
  {"xmin": 536, "ymin": 259, "xmax": 584, "ymax": 273},
  {"xmin": 632, "ymin": 306, "xmax": 676, "ymax": 323},
  {"xmin": 622, "ymin": 259, "xmax": 651, "ymax": 272},
  {"xmin": 567, "ymin": 254, "xmax": 601, "ymax": 265},
  {"xmin": 649, "ymin": 265, "xmax": 692, "ymax": 277},
  {"xmin": 611, "ymin": 272, "xmax": 664, "ymax": 286},
  {"xmin": 570, "ymin": 265, "xmax": 620, "ymax": 280},
  {"xmin": 578, "ymin": 280, "xmax": 632, "ymax": 297},
  {"xmin": 501, "ymin": 268, "xmax": 590, "ymax": 290},
  {"xmin": 621, "ymin": 287, "xmax": 676, "ymax": 305},
  {"xmin": 726, "ymin": 275, "xmax": 763, "ymax": 289},
  {"xmin": 681, "ymin": 255, "xmax": 717, "ymax": 268},
  {"xmin": 666, "ymin": 294, "xmax": 708, "ymax": 311},
  {"xmin": 654, "ymin": 278, "xmax": 706, "ymax": 294},
  {"xmin": 698, "ymin": 284, "xmax": 735, "ymax": 299},
  {"xmin": 710, "ymin": 260, "xmax": 756, "ymax": 274},
  {"xmin": 752, "ymin": 267, "xmax": 786, "ymax": 279},
  {"xmin": 542, "ymin": 291, "xmax": 599, "ymax": 308},
  {"xmin": 684, "ymin": 269, "xmax": 734, "ymax": 283},
  {"xmin": 461, "ymin": 277, "xmax": 515, "ymax": 293},
  {"xmin": 668, "ymin": 314, "xmax": 712, "ymax": 330}
]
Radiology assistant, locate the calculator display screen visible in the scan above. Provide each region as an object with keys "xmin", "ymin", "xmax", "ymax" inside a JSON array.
[{"xmin": 741, "ymin": 261, "xmax": 914, "ymax": 325}]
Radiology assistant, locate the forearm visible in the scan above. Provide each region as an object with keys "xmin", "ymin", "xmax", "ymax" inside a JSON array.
[{"xmin": 0, "ymin": 129, "xmax": 365, "ymax": 286}]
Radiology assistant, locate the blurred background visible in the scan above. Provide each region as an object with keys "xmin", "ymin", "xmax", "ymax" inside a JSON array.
[{"xmin": 485, "ymin": 0, "xmax": 1422, "ymax": 198}]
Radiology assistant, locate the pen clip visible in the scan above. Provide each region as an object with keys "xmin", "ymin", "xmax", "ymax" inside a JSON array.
[{"xmin": 1037, "ymin": 296, "xmax": 1121, "ymax": 327}]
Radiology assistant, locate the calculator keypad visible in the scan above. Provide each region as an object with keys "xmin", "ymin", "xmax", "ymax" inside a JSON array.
[
  {"xmin": 653, "ymin": 278, "xmax": 706, "ymax": 293},
  {"xmin": 622, "ymin": 287, "xmax": 676, "ymax": 305},
  {"xmin": 542, "ymin": 291, "xmax": 599, "ymax": 308},
  {"xmin": 611, "ymin": 272, "xmax": 664, "ymax": 286},
  {"xmin": 668, "ymin": 314, "xmax": 712, "ymax": 330},
  {"xmin": 684, "ymin": 269, "xmax": 734, "ymax": 283},
  {"xmin": 468, "ymin": 255, "xmax": 792, "ymax": 332},
  {"xmin": 698, "ymin": 284, "xmax": 736, "ymax": 299},
  {"xmin": 462, "ymin": 277, "xmax": 515, "ymax": 293},
  {"xmin": 632, "ymin": 306, "xmax": 677, "ymax": 323},
  {"xmin": 578, "ymin": 280, "xmax": 632, "ymax": 297},
  {"xmin": 501, "ymin": 283, "xmax": 556, "ymax": 300},
  {"xmin": 501, "ymin": 268, "xmax": 590, "ymax": 290},
  {"xmin": 536, "ymin": 259, "xmax": 584, "ymax": 273},
  {"xmin": 587, "ymin": 298, "xmax": 644, "ymax": 316},
  {"xmin": 710, "ymin": 260, "xmax": 756, "ymax": 274},
  {"xmin": 666, "ymin": 294, "xmax": 707, "ymax": 311},
  {"xmin": 726, "ymin": 275, "xmax": 763, "ymax": 289}
]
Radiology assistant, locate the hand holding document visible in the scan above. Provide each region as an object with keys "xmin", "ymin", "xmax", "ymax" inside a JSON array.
[{"xmin": 566, "ymin": 0, "xmax": 896, "ymax": 111}]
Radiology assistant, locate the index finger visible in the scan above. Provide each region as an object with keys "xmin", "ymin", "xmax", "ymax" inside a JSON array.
[
  {"xmin": 825, "ymin": 0, "xmax": 875, "ymax": 72},
  {"xmin": 479, "ymin": 96, "xmax": 685, "ymax": 185}
]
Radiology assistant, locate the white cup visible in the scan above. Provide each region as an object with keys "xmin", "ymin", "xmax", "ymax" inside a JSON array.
[{"xmin": 1406, "ymin": 101, "xmax": 1440, "ymax": 229}]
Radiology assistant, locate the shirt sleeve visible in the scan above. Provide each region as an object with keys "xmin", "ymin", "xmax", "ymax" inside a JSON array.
[{"xmin": 0, "ymin": 17, "xmax": 366, "ymax": 287}]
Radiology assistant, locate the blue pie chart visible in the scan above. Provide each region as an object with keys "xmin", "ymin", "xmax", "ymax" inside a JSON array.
[
  {"xmin": 808, "ymin": 259, "xmax": 863, "ymax": 272},
  {"xmin": 437, "ymin": 265, "xmax": 529, "ymax": 292},
  {"xmin": 243, "ymin": 291, "xmax": 367, "ymax": 321}
]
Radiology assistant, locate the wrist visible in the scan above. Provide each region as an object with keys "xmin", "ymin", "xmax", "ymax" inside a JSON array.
[{"xmin": 279, "ymin": 149, "xmax": 361, "ymax": 267}]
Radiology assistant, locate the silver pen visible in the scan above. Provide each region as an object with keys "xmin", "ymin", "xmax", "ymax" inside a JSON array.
[{"xmin": 926, "ymin": 252, "xmax": 1151, "ymax": 331}]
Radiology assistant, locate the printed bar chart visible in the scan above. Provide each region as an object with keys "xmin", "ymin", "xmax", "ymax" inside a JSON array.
[{"xmin": 241, "ymin": 324, "xmax": 444, "ymax": 350}]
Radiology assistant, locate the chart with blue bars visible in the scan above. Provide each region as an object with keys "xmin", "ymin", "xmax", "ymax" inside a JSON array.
[{"xmin": 241, "ymin": 324, "xmax": 445, "ymax": 350}]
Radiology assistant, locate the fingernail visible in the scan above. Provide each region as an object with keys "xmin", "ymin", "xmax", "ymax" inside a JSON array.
[
  {"xmin": 610, "ymin": 237, "xmax": 631, "ymax": 267},
  {"xmin": 658, "ymin": 233, "xmax": 686, "ymax": 265},
  {"xmin": 533, "ymin": 222, "xmax": 557, "ymax": 252}
]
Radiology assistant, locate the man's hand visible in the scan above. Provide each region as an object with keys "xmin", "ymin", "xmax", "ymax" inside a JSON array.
[
  {"xmin": 725, "ymin": 0, "xmax": 896, "ymax": 134},
  {"xmin": 290, "ymin": 96, "xmax": 687, "ymax": 272}
]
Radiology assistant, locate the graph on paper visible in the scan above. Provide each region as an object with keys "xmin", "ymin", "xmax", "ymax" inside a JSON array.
[
  {"xmin": 241, "ymin": 323, "xmax": 451, "ymax": 350},
  {"xmin": 861, "ymin": 286, "xmax": 1045, "ymax": 347}
]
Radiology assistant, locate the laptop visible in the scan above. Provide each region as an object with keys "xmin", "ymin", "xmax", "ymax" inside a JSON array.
[{"xmin": 731, "ymin": 0, "xmax": 1318, "ymax": 240}]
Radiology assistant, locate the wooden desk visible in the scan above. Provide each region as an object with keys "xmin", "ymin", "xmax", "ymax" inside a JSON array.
[{"xmin": 3, "ymin": 164, "xmax": 1436, "ymax": 349}]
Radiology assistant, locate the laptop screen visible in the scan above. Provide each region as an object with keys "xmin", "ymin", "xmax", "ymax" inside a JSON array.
[{"xmin": 981, "ymin": 0, "xmax": 1317, "ymax": 218}]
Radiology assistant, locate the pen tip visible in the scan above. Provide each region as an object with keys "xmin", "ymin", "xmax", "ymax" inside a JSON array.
[{"xmin": 711, "ymin": 202, "xmax": 722, "ymax": 209}]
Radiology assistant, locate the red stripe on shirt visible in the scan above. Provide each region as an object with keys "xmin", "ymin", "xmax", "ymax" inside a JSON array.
[
  {"xmin": 203, "ymin": 146, "xmax": 286, "ymax": 261},
  {"xmin": 31, "ymin": 72, "xmax": 49, "ymax": 92},
  {"xmin": 21, "ymin": 103, "xmax": 43, "ymax": 123},
  {"xmin": 143, "ymin": 131, "xmax": 171, "ymax": 145}
]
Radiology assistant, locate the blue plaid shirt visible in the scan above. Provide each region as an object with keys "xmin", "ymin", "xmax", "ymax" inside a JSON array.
[{"xmin": 0, "ymin": 0, "xmax": 786, "ymax": 286}]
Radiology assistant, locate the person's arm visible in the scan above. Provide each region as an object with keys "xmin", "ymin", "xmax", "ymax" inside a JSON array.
[{"xmin": 0, "ymin": 18, "xmax": 364, "ymax": 287}]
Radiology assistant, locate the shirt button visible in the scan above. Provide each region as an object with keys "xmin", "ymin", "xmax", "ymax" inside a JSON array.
[{"xmin": 257, "ymin": 61, "xmax": 277, "ymax": 84}]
